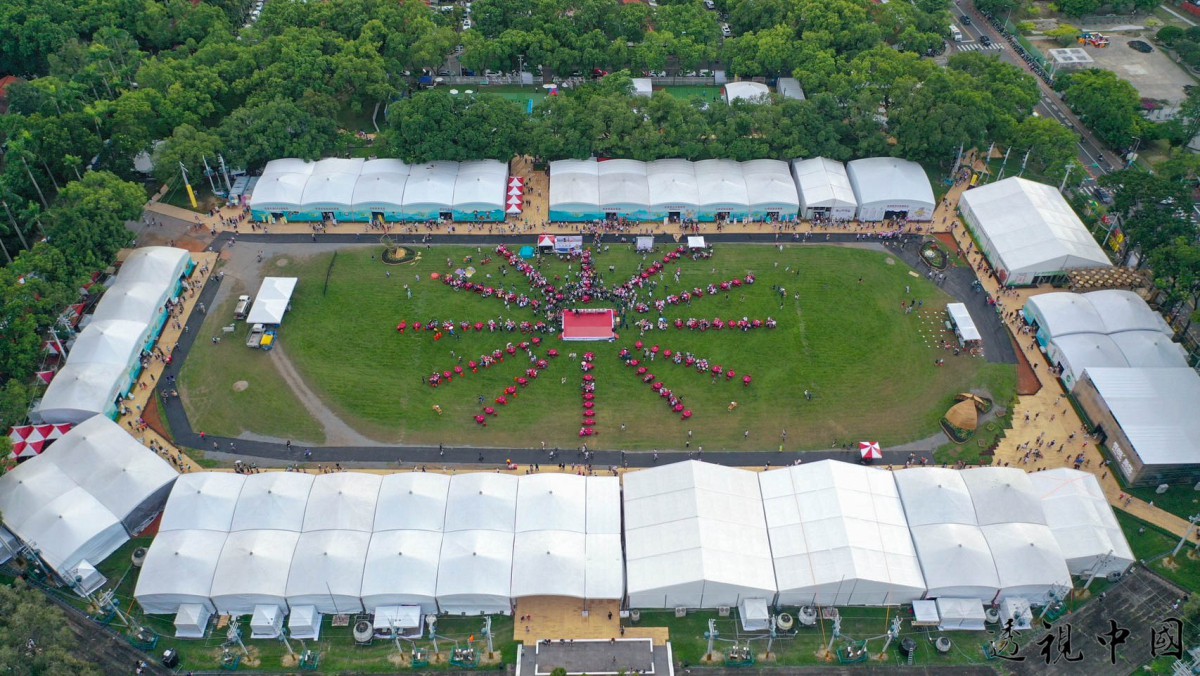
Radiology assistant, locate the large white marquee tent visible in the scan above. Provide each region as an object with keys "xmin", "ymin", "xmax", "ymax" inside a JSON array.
[
  {"xmin": 845, "ymin": 158, "xmax": 935, "ymax": 221},
  {"xmin": 791, "ymin": 158, "xmax": 858, "ymax": 220},
  {"xmin": 0, "ymin": 416, "xmax": 176, "ymax": 579},
  {"xmin": 959, "ymin": 177, "xmax": 1109, "ymax": 286},
  {"xmin": 1028, "ymin": 469, "xmax": 1134, "ymax": 577},
  {"xmin": 39, "ymin": 247, "xmax": 191, "ymax": 424},
  {"xmin": 623, "ymin": 461, "xmax": 777, "ymax": 609}
]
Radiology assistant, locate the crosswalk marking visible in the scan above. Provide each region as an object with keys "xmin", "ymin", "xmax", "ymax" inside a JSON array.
[{"xmin": 955, "ymin": 42, "xmax": 1004, "ymax": 51}]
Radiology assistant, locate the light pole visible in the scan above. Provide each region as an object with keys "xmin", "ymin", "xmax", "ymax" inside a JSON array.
[
  {"xmin": 1172, "ymin": 513, "xmax": 1200, "ymax": 558},
  {"xmin": 1126, "ymin": 137, "xmax": 1141, "ymax": 168}
]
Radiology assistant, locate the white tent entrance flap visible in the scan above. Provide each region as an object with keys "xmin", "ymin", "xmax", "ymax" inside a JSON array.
[
  {"xmin": 687, "ymin": 236, "xmax": 706, "ymax": 249},
  {"xmin": 947, "ymin": 303, "xmax": 981, "ymax": 344},
  {"xmin": 288, "ymin": 605, "xmax": 321, "ymax": 640},
  {"xmin": 250, "ymin": 604, "xmax": 285, "ymax": 639},
  {"xmin": 739, "ymin": 598, "xmax": 770, "ymax": 631},
  {"xmin": 174, "ymin": 603, "xmax": 212, "ymax": 638},
  {"xmin": 935, "ymin": 598, "xmax": 986, "ymax": 631},
  {"xmin": 373, "ymin": 605, "xmax": 422, "ymax": 638}
]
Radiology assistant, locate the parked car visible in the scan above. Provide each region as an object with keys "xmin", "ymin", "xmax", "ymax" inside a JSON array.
[
  {"xmin": 461, "ymin": 18, "xmax": 472, "ymax": 30},
  {"xmin": 721, "ymin": 23, "xmax": 732, "ymax": 38},
  {"xmin": 960, "ymin": 14, "xmax": 972, "ymax": 25},
  {"xmin": 704, "ymin": 0, "xmax": 716, "ymax": 9},
  {"xmin": 234, "ymin": 295, "xmax": 252, "ymax": 320}
]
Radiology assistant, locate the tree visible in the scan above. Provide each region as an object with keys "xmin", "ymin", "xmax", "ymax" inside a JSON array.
[
  {"xmin": 218, "ymin": 98, "xmax": 341, "ymax": 171},
  {"xmin": 152, "ymin": 124, "xmax": 224, "ymax": 187},
  {"xmin": 0, "ymin": 580, "xmax": 102, "ymax": 675},
  {"xmin": 890, "ymin": 69, "xmax": 992, "ymax": 166},
  {"xmin": 1012, "ymin": 116, "xmax": 1079, "ymax": 178},
  {"xmin": 1058, "ymin": 0, "xmax": 1102, "ymax": 17},
  {"xmin": 1060, "ymin": 69, "xmax": 1142, "ymax": 148},
  {"xmin": 47, "ymin": 171, "xmax": 144, "ymax": 270},
  {"xmin": 1046, "ymin": 24, "xmax": 1081, "ymax": 47},
  {"xmin": 1149, "ymin": 237, "xmax": 1200, "ymax": 335}
]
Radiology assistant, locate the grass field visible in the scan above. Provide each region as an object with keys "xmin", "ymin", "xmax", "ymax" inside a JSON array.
[{"xmin": 183, "ymin": 243, "xmax": 1014, "ymax": 450}]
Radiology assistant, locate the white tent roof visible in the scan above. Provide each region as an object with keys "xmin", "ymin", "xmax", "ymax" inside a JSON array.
[
  {"xmin": 908, "ymin": 523, "xmax": 1000, "ymax": 599},
  {"xmin": 947, "ymin": 303, "xmax": 981, "ymax": 342},
  {"xmin": 436, "ymin": 529, "xmax": 514, "ymax": 614},
  {"xmin": 135, "ymin": 529, "xmax": 227, "ymax": 614},
  {"xmin": 742, "ymin": 160, "xmax": 801, "ymax": 211},
  {"xmin": 846, "ymin": 158, "xmax": 935, "ymax": 208},
  {"xmin": 159, "ymin": 472, "xmax": 247, "ymax": 532},
  {"xmin": 443, "ymin": 473, "xmax": 517, "ymax": 533},
  {"xmin": 586, "ymin": 533, "xmax": 626, "ymax": 599},
  {"xmin": 585, "ymin": 476, "xmax": 622, "ymax": 535},
  {"xmin": 453, "ymin": 160, "xmax": 507, "ymax": 211},
  {"xmin": 597, "ymin": 160, "xmax": 649, "ymax": 211},
  {"xmin": 724, "ymin": 81, "xmax": 770, "ymax": 103},
  {"xmin": 93, "ymin": 282, "xmax": 168, "ymax": 325},
  {"xmin": 245, "ymin": 277, "xmax": 297, "ymax": 325},
  {"xmin": 403, "ymin": 162, "xmax": 460, "ymax": 211},
  {"xmin": 791, "ymin": 158, "xmax": 857, "ymax": 211},
  {"xmin": 361, "ymin": 529, "xmax": 442, "ymax": 613},
  {"xmin": 250, "ymin": 160, "xmax": 314, "ymax": 211},
  {"xmin": 632, "ymin": 77, "xmax": 653, "ymax": 97},
  {"xmin": 303, "ymin": 473, "xmax": 381, "ymax": 532},
  {"xmin": 515, "ymin": 474, "xmax": 586, "ymax": 533},
  {"xmin": 68, "ymin": 319, "xmax": 147, "ymax": 366},
  {"xmin": 647, "ymin": 159, "xmax": 699, "ymax": 211},
  {"xmin": 118, "ymin": 247, "xmax": 189, "ymax": 289},
  {"xmin": 36, "ymin": 362, "xmax": 124, "ymax": 424},
  {"xmin": 210, "ymin": 529, "xmax": 299, "ymax": 615},
  {"xmin": 0, "ymin": 461, "xmax": 74, "ymax": 527},
  {"xmin": 300, "ymin": 158, "xmax": 364, "ymax": 209},
  {"xmin": 374, "ymin": 473, "xmax": 450, "ymax": 532},
  {"xmin": 22, "ymin": 488, "xmax": 129, "ymax": 576},
  {"xmin": 893, "ymin": 468, "xmax": 977, "ymax": 526},
  {"xmin": 776, "ymin": 77, "xmax": 805, "ymax": 101},
  {"xmin": 1082, "ymin": 367, "xmax": 1200, "ymax": 466},
  {"xmin": 1108, "ymin": 332, "xmax": 1188, "ymax": 368},
  {"xmin": 44, "ymin": 415, "xmax": 178, "ymax": 531},
  {"xmin": 549, "ymin": 160, "xmax": 600, "ymax": 212},
  {"xmin": 981, "ymin": 523, "xmax": 1072, "ymax": 601},
  {"xmin": 1029, "ymin": 469, "xmax": 1135, "ymax": 577},
  {"xmin": 511, "ymin": 530, "xmax": 586, "ymax": 598},
  {"xmin": 1025, "ymin": 292, "xmax": 1106, "ymax": 338},
  {"xmin": 693, "ymin": 160, "xmax": 749, "ymax": 210},
  {"xmin": 285, "ymin": 530, "xmax": 370, "ymax": 613},
  {"xmin": 352, "ymin": 159, "xmax": 411, "ymax": 209},
  {"xmin": 229, "ymin": 472, "xmax": 314, "ymax": 532},
  {"xmin": 959, "ymin": 177, "xmax": 1109, "ymax": 276},
  {"xmin": 760, "ymin": 462, "xmax": 925, "ymax": 606},
  {"xmin": 624, "ymin": 461, "xmax": 776, "ymax": 608},
  {"xmin": 1051, "ymin": 333, "xmax": 1131, "ymax": 384},
  {"xmin": 1085, "ymin": 290, "xmax": 1174, "ymax": 335},
  {"xmin": 960, "ymin": 467, "xmax": 1047, "ymax": 526}
]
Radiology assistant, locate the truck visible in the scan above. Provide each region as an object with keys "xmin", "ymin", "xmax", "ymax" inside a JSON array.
[
  {"xmin": 246, "ymin": 323, "xmax": 265, "ymax": 348},
  {"xmin": 234, "ymin": 295, "xmax": 252, "ymax": 319},
  {"xmin": 949, "ymin": 25, "xmax": 963, "ymax": 42}
]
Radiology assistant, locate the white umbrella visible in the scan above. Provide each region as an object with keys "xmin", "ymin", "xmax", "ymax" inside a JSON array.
[
  {"xmin": 542, "ymin": 83, "xmax": 556, "ymax": 89},
  {"xmin": 449, "ymin": 89, "xmax": 460, "ymax": 95}
]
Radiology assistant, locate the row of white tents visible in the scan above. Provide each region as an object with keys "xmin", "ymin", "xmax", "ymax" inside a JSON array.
[
  {"xmin": 134, "ymin": 472, "xmax": 625, "ymax": 621},
  {"xmin": 0, "ymin": 416, "xmax": 178, "ymax": 593},
  {"xmin": 548, "ymin": 157, "xmax": 936, "ymax": 223},
  {"xmin": 248, "ymin": 158, "xmax": 511, "ymax": 222},
  {"xmin": 624, "ymin": 461, "xmax": 1131, "ymax": 610},
  {"xmin": 38, "ymin": 247, "xmax": 193, "ymax": 425}
]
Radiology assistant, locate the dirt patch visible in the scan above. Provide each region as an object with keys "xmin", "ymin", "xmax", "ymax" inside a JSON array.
[
  {"xmin": 1011, "ymin": 335, "xmax": 1042, "ymax": 396},
  {"xmin": 143, "ymin": 394, "xmax": 171, "ymax": 441},
  {"xmin": 884, "ymin": 257, "xmax": 895, "ymax": 265},
  {"xmin": 232, "ymin": 380, "xmax": 249, "ymax": 392},
  {"xmin": 276, "ymin": 258, "xmax": 290, "ymax": 267}
]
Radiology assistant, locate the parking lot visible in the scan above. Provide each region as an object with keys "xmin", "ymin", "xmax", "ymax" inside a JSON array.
[{"xmin": 1084, "ymin": 32, "xmax": 1196, "ymax": 105}]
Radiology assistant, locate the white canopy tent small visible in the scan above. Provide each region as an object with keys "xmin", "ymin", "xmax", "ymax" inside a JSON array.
[
  {"xmin": 687, "ymin": 236, "xmax": 706, "ymax": 249},
  {"xmin": 632, "ymin": 77, "xmax": 653, "ymax": 97},
  {"xmin": 288, "ymin": 605, "xmax": 322, "ymax": 640},
  {"xmin": 174, "ymin": 603, "xmax": 213, "ymax": 638},
  {"xmin": 739, "ymin": 597, "xmax": 770, "ymax": 631},
  {"xmin": 373, "ymin": 605, "xmax": 422, "ymax": 635},
  {"xmin": 250, "ymin": 604, "xmax": 285, "ymax": 639},
  {"xmin": 935, "ymin": 598, "xmax": 987, "ymax": 631},
  {"xmin": 245, "ymin": 277, "xmax": 298, "ymax": 326},
  {"xmin": 636, "ymin": 236, "xmax": 654, "ymax": 252},
  {"xmin": 947, "ymin": 303, "xmax": 981, "ymax": 344}
]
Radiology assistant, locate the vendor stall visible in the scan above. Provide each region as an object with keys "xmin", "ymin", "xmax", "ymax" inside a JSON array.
[{"xmin": 946, "ymin": 303, "xmax": 981, "ymax": 348}]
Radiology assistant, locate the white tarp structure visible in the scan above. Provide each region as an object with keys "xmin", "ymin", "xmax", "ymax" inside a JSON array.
[
  {"xmin": 250, "ymin": 159, "xmax": 314, "ymax": 212},
  {"xmin": 775, "ymin": 78, "xmax": 805, "ymax": 101},
  {"xmin": 1029, "ymin": 469, "xmax": 1134, "ymax": 577},
  {"xmin": 624, "ymin": 461, "xmax": 776, "ymax": 609},
  {"xmin": 647, "ymin": 159, "xmax": 700, "ymax": 216},
  {"xmin": 845, "ymin": 158, "xmax": 935, "ymax": 221},
  {"xmin": 632, "ymin": 77, "xmax": 653, "ymax": 97},
  {"xmin": 438, "ymin": 473, "xmax": 517, "ymax": 614},
  {"xmin": 723, "ymin": 81, "xmax": 770, "ymax": 104},
  {"xmin": 0, "ymin": 416, "xmax": 176, "ymax": 579},
  {"xmin": 174, "ymin": 603, "xmax": 212, "ymax": 638},
  {"xmin": 230, "ymin": 472, "xmax": 313, "ymax": 532},
  {"xmin": 288, "ymin": 605, "xmax": 322, "ymax": 640},
  {"xmin": 303, "ymin": 473, "xmax": 380, "ymax": 532},
  {"xmin": 39, "ymin": 247, "xmax": 190, "ymax": 424},
  {"xmin": 285, "ymin": 530, "xmax": 370, "ymax": 613},
  {"xmin": 300, "ymin": 158, "xmax": 364, "ymax": 212},
  {"xmin": 739, "ymin": 597, "xmax": 770, "ymax": 631},
  {"xmin": 947, "ymin": 303, "xmax": 981, "ymax": 343},
  {"xmin": 158, "ymin": 473, "xmax": 246, "ymax": 533},
  {"xmin": 742, "ymin": 160, "xmax": 801, "ymax": 216},
  {"xmin": 959, "ymin": 177, "xmax": 1109, "ymax": 286},
  {"xmin": 250, "ymin": 603, "xmax": 285, "ymax": 639},
  {"xmin": 760, "ymin": 462, "xmax": 926, "ymax": 606},
  {"xmin": 549, "ymin": 160, "xmax": 601, "ymax": 220},
  {"xmin": 361, "ymin": 529, "xmax": 443, "ymax": 613},
  {"xmin": 1024, "ymin": 291, "xmax": 1184, "ymax": 389},
  {"xmin": 791, "ymin": 158, "xmax": 857, "ymax": 220},
  {"xmin": 452, "ymin": 160, "xmax": 508, "ymax": 217},
  {"xmin": 136, "ymin": 529, "xmax": 227, "ymax": 614},
  {"xmin": 245, "ymin": 277, "xmax": 297, "ymax": 325},
  {"xmin": 352, "ymin": 159, "xmax": 411, "ymax": 215},
  {"xmin": 210, "ymin": 530, "xmax": 299, "ymax": 615},
  {"xmin": 935, "ymin": 598, "xmax": 987, "ymax": 631}
]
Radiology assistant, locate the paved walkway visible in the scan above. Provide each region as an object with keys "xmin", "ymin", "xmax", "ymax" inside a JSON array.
[{"xmin": 137, "ymin": 158, "xmax": 1193, "ymax": 541}]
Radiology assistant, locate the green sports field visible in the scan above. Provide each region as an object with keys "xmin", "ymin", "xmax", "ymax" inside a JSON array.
[{"xmin": 183, "ymin": 243, "xmax": 1015, "ymax": 451}]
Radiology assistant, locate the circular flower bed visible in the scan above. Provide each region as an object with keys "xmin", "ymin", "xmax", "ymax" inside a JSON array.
[
  {"xmin": 382, "ymin": 246, "xmax": 414, "ymax": 265},
  {"xmin": 919, "ymin": 241, "xmax": 949, "ymax": 270}
]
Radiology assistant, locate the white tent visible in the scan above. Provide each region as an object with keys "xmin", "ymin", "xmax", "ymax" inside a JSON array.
[
  {"xmin": 72, "ymin": 560, "xmax": 111, "ymax": 597},
  {"xmin": 742, "ymin": 160, "xmax": 801, "ymax": 217},
  {"xmin": 959, "ymin": 467, "xmax": 1047, "ymax": 526},
  {"xmin": 586, "ymin": 477, "xmax": 622, "ymax": 535},
  {"xmin": 959, "ymin": 177, "xmax": 1109, "ymax": 286},
  {"xmin": 210, "ymin": 529, "xmax": 300, "ymax": 615},
  {"xmin": 694, "ymin": 160, "xmax": 750, "ymax": 214},
  {"xmin": 687, "ymin": 236, "xmax": 706, "ymax": 249},
  {"xmin": 135, "ymin": 529, "xmax": 227, "ymax": 614},
  {"xmin": 947, "ymin": 303, "xmax": 981, "ymax": 343},
  {"xmin": 229, "ymin": 472, "xmax": 313, "ymax": 532},
  {"xmin": 288, "ymin": 605, "xmax": 322, "ymax": 640},
  {"xmin": 791, "ymin": 158, "xmax": 857, "ymax": 220},
  {"xmin": 250, "ymin": 159, "xmax": 315, "ymax": 212},
  {"xmin": 723, "ymin": 81, "xmax": 770, "ymax": 104},
  {"xmin": 92, "ymin": 282, "xmax": 169, "ymax": 325},
  {"xmin": 373, "ymin": 605, "xmax": 422, "ymax": 633},
  {"xmin": 453, "ymin": 160, "xmax": 508, "ymax": 217},
  {"xmin": 907, "ymin": 524, "xmax": 1000, "ymax": 600},
  {"xmin": 373, "ymin": 473, "xmax": 450, "ymax": 532},
  {"xmin": 45, "ymin": 415, "xmax": 177, "ymax": 532},
  {"xmin": 597, "ymin": 160, "xmax": 650, "ymax": 216},
  {"xmin": 36, "ymin": 362, "xmax": 126, "ymax": 424},
  {"xmin": 935, "ymin": 598, "xmax": 986, "ymax": 631},
  {"xmin": 250, "ymin": 603, "xmax": 285, "ymax": 638},
  {"xmin": 352, "ymin": 159, "xmax": 411, "ymax": 213},
  {"xmin": 1024, "ymin": 292, "xmax": 1108, "ymax": 339},
  {"xmin": 118, "ymin": 247, "xmax": 190, "ymax": 290},
  {"xmin": 174, "ymin": 603, "xmax": 212, "ymax": 638},
  {"xmin": 20, "ymin": 489, "xmax": 128, "ymax": 578},
  {"xmin": 436, "ymin": 529, "xmax": 514, "ymax": 615},
  {"xmin": 893, "ymin": 468, "xmax": 977, "ymax": 526},
  {"xmin": 739, "ymin": 597, "xmax": 770, "ymax": 631},
  {"xmin": 624, "ymin": 461, "xmax": 776, "ymax": 609},
  {"xmin": 245, "ymin": 277, "xmax": 297, "ymax": 325},
  {"xmin": 1028, "ymin": 469, "xmax": 1134, "ymax": 578},
  {"xmin": 632, "ymin": 77, "xmax": 653, "ymax": 97},
  {"xmin": 549, "ymin": 160, "xmax": 601, "ymax": 220},
  {"xmin": 402, "ymin": 162, "xmax": 460, "ymax": 218},
  {"xmin": 759, "ymin": 462, "xmax": 925, "ymax": 606},
  {"xmin": 515, "ymin": 474, "xmax": 586, "ymax": 533},
  {"xmin": 159, "ymin": 473, "xmax": 246, "ymax": 533},
  {"xmin": 845, "ymin": 158, "xmax": 935, "ymax": 221},
  {"xmin": 303, "ymin": 473, "xmax": 381, "ymax": 532},
  {"xmin": 647, "ymin": 159, "xmax": 699, "ymax": 217},
  {"xmin": 300, "ymin": 158, "xmax": 364, "ymax": 212},
  {"xmin": 285, "ymin": 530, "xmax": 370, "ymax": 613},
  {"xmin": 585, "ymin": 533, "xmax": 625, "ymax": 600},
  {"xmin": 981, "ymin": 523, "xmax": 1072, "ymax": 602},
  {"xmin": 68, "ymin": 319, "xmax": 148, "ymax": 367},
  {"xmin": 511, "ymin": 530, "xmax": 587, "ymax": 598},
  {"xmin": 443, "ymin": 473, "xmax": 517, "ymax": 533},
  {"xmin": 361, "ymin": 529, "xmax": 442, "ymax": 613}
]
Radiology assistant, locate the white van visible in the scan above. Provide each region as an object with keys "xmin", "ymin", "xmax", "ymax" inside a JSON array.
[
  {"xmin": 234, "ymin": 295, "xmax": 252, "ymax": 320},
  {"xmin": 950, "ymin": 25, "xmax": 963, "ymax": 42}
]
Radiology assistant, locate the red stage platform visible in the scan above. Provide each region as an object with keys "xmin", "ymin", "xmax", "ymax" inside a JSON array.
[{"xmin": 562, "ymin": 309, "xmax": 616, "ymax": 341}]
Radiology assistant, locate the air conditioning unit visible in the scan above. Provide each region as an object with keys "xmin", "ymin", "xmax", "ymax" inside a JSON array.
[
  {"xmin": 674, "ymin": 606, "xmax": 687, "ymax": 618},
  {"xmin": 717, "ymin": 606, "xmax": 731, "ymax": 617}
]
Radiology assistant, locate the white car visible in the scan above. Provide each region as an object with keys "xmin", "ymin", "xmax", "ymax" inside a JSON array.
[
  {"xmin": 462, "ymin": 18, "xmax": 472, "ymax": 29},
  {"xmin": 722, "ymin": 23, "xmax": 732, "ymax": 37}
]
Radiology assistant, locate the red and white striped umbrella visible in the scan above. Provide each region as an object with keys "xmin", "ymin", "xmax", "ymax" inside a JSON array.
[{"xmin": 859, "ymin": 441, "xmax": 882, "ymax": 460}]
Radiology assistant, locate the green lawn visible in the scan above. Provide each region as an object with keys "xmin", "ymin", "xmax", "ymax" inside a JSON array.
[
  {"xmin": 1115, "ymin": 510, "xmax": 1200, "ymax": 592},
  {"xmin": 1125, "ymin": 482, "xmax": 1200, "ymax": 523},
  {"xmin": 180, "ymin": 243, "xmax": 1015, "ymax": 450},
  {"xmin": 179, "ymin": 278, "xmax": 326, "ymax": 445}
]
